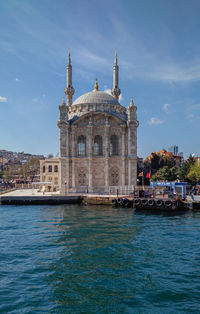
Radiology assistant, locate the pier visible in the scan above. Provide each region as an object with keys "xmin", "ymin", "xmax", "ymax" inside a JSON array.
[
  {"xmin": 0, "ymin": 189, "xmax": 82, "ymax": 205},
  {"xmin": 0, "ymin": 189, "xmax": 200, "ymax": 210}
]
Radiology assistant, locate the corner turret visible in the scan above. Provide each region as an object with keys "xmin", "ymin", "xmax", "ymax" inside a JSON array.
[
  {"xmin": 58, "ymin": 97, "xmax": 68, "ymax": 126},
  {"xmin": 128, "ymin": 97, "xmax": 137, "ymax": 122}
]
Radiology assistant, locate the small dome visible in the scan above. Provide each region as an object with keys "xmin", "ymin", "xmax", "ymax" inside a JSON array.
[{"xmin": 72, "ymin": 91, "xmax": 120, "ymax": 106}]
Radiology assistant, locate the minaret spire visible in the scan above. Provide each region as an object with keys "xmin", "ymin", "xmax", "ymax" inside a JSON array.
[
  {"xmin": 68, "ymin": 48, "xmax": 71, "ymax": 65},
  {"xmin": 114, "ymin": 49, "xmax": 118, "ymax": 65},
  {"xmin": 64, "ymin": 48, "xmax": 75, "ymax": 106},
  {"xmin": 111, "ymin": 49, "xmax": 121, "ymax": 100}
]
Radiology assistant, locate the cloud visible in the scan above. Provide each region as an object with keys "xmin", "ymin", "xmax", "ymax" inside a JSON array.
[
  {"xmin": 148, "ymin": 117, "xmax": 164, "ymax": 125},
  {"xmin": 33, "ymin": 98, "xmax": 38, "ymax": 102},
  {"xmin": 0, "ymin": 96, "xmax": 7, "ymax": 103},
  {"xmin": 162, "ymin": 103, "xmax": 170, "ymax": 113},
  {"xmin": 15, "ymin": 78, "xmax": 20, "ymax": 82},
  {"xmin": 74, "ymin": 48, "xmax": 110, "ymax": 72}
]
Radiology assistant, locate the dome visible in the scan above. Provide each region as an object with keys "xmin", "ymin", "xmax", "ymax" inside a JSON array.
[{"xmin": 72, "ymin": 91, "xmax": 120, "ymax": 106}]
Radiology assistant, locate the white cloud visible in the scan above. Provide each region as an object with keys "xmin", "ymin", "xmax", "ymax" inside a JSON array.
[
  {"xmin": 162, "ymin": 103, "xmax": 170, "ymax": 113},
  {"xmin": 0, "ymin": 96, "xmax": 7, "ymax": 103},
  {"xmin": 15, "ymin": 78, "xmax": 20, "ymax": 82},
  {"xmin": 74, "ymin": 48, "xmax": 109, "ymax": 70},
  {"xmin": 148, "ymin": 117, "xmax": 164, "ymax": 126}
]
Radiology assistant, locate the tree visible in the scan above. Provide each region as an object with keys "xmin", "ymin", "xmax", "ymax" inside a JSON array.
[
  {"xmin": 178, "ymin": 155, "xmax": 195, "ymax": 182},
  {"xmin": 151, "ymin": 166, "xmax": 177, "ymax": 182},
  {"xmin": 187, "ymin": 164, "xmax": 200, "ymax": 184},
  {"xmin": 144, "ymin": 150, "xmax": 175, "ymax": 172}
]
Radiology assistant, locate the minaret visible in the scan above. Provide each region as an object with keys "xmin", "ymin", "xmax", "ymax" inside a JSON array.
[
  {"xmin": 111, "ymin": 50, "xmax": 121, "ymax": 100},
  {"xmin": 64, "ymin": 49, "xmax": 75, "ymax": 106}
]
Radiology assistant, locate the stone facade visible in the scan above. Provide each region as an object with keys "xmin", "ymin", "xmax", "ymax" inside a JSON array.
[
  {"xmin": 57, "ymin": 51, "xmax": 139, "ymax": 194},
  {"xmin": 40, "ymin": 158, "xmax": 60, "ymax": 192}
]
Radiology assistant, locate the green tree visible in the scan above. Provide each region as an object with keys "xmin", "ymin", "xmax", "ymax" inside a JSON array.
[
  {"xmin": 178, "ymin": 155, "xmax": 195, "ymax": 182},
  {"xmin": 151, "ymin": 166, "xmax": 177, "ymax": 182},
  {"xmin": 144, "ymin": 150, "xmax": 175, "ymax": 172},
  {"xmin": 187, "ymin": 164, "xmax": 200, "ymax": 184}
]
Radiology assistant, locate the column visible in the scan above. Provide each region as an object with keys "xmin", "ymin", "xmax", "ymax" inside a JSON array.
[
  {"xmin": 127, "ymin": 126, "xmax": 133, "ymax": 187},
  {"xmin": 121, "ymin": 128, "xmax": 126, "ymax": 187},
  {"xmin": 104, "ymin": 117, "xmax": 110, "ymax": 191},
  {"xmin": 71, "ymin": 128, "xmax": 76, "ymax": 188},
  {"xmin": 87, "ymin": 123, "xmax": 93, "ymax": 191}
]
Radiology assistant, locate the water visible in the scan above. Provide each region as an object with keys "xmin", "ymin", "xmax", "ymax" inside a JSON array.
[{"xmin": 0, "ymin": 205, "xmax": 200, "ymax": 313}]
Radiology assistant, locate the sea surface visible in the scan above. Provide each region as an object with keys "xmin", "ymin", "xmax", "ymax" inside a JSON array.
[{"xmin": 0, "ymin": 204, "xmax": 200, "ymax": 313}]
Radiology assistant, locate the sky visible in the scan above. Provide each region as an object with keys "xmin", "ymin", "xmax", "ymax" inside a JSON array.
[{"xmin": 0, "ymin": 0, "xmax": 200, "ymax": 159}]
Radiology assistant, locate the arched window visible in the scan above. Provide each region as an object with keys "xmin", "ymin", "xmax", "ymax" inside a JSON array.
[
  {"xmin": 48, "ymin": 165, "xmax": 52, "ymax": 172},
  {"xmin": 77, "ymin": 135, "xmax": 86, "ymax": 156},
  {"xmin": 43, "ymin": 166, "xmax": 45, "ymax": 173},
  {"xmin": 94, "ymin": 135, "xmax": 103, "ymax": 156},
  {"xmin": 110, "ymin": 135, "xmax": 118, "ymax": 156},
  {"xmin": 54, "ymin": 165, "xmax": 58, "ymax": 172}
]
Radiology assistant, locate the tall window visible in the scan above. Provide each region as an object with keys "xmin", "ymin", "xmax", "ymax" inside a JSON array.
[
  {"xmin": 94, "ymin": 135, "xmax": 103, "ymax": 156},
  {"xmin": 110, "ymin": 135, "xmax": 118, "ymax": 156},
  {"xmin": 43, "ymin": 166, "xmax": 45, "ymax": 173},
  {"xmin": 48, "ymin": 165, "xmax": 52, "ymax": 172},
  {"xmin": 77, "ymin": 135, "xmax": 86, "ymax": 156},
  {"xmin": 54, "ymin": 165, "xmax": 58, "ymax": 172}
]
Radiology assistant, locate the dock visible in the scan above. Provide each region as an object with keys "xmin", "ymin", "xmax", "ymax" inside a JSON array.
[
  {"xmin": 0, "ymin": 189, "xmax": 200, "ymax": 210},
  {"xmin": 0, "ymin": 189, "xmax": 82, "ymax": 205}
]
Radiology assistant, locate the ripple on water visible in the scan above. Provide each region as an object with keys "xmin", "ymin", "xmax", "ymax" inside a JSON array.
[{"xmin": 0, "ymin": 205, "xmax": 200, "ymax": 313}]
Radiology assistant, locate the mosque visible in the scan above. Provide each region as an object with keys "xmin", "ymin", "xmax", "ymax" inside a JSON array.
[{"xmin": 40, "ymin": 50, "xmax": 139, "ymax": 194}]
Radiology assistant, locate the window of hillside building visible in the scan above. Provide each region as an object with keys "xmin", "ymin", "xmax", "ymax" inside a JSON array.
[
  {"xmin": 48, "ymin": 177, "xmax": 52, "ymax": 181},
  {"xmin": 43, "ymin": 166, "xmax": 45, "ymax": 173},
  {"xmin": 94, "ymin": 135, "xmax": 103, "ymax": 156},
  {"xmin": 78, "ymin": 135, "xmax": 86, "ymax": 156},
  {"xmin": 54, "ymin": 165, "xmax": 58, "ymax": 172},
  {"xmin": 49, "ymin": 165, "xmax": 52, "ymax": 172},
  {"xmin": 54, "ymin": 177, "xmax": 58, "ymax": 185},
  {"xmin": 110, "ymin": 135, "xmax": 118, "ymax": 156}
]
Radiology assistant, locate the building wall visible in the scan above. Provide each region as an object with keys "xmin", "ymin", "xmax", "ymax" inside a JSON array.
[
  {"xmin": 59, "ymin": 112, "xmax": 138, "ymax": 194},
  {"xmin": 40, "ymin": 158, "xmax": 60, "ymax": 192}
]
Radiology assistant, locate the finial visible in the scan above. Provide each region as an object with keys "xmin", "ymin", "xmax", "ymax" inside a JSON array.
[
  {"xmin": 68, "ymin": 48, "xmax": 71, "ymax": 65},
  {"xmin": 130, "ymin": 97, "xmax": 134, "ymax": 107},
  {"xmin": 62, "ymin": 97, "xmax": 66, "ymax": 106},
  {"xmin": 115, "ymin": 49, "xmax": 118, "ymax": 65},
  {"xmin": 94, "ymin": 78, "xmax": 98, "ymax": 91}
]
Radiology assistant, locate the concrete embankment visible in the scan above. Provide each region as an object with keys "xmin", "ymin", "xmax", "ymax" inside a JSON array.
[{"xmin": 0, "ymin": 195, "xmax": 83, "ymax": 205}]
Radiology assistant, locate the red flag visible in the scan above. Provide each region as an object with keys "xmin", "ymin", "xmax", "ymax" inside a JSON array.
[{"xmin": 146, "ymin": 171, "xmax": 151, "ymax": 178}]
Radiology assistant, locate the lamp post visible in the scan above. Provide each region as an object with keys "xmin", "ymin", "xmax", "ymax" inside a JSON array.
[{"xmin": 64, "ymin": 181, "xmax": 67, "ymax": 195}]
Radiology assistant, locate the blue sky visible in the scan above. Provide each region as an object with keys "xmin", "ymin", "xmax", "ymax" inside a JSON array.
[{"xmin": 0, "ymin": 0, "xmax": 200, "ymax": 158}]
